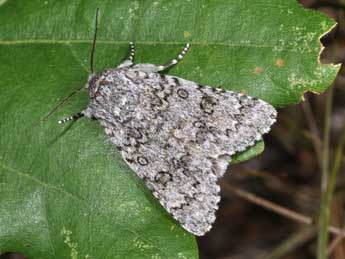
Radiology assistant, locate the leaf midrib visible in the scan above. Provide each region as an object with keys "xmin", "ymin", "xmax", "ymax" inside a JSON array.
[{"xmin": 0, "ymin": 39, "xmax": 279, "ymax": 48}]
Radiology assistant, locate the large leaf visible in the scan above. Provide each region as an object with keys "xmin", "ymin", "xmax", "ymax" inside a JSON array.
[{"xmin": 0, "ymin": 1, "xmax": 339, "ymax": 258}]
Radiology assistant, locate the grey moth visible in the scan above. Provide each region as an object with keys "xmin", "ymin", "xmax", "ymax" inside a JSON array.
[{"xmin": 58, "ymin": 13, "xmax": 277, "ymax": 236}]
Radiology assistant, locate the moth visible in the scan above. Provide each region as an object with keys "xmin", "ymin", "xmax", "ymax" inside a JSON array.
[{"xmin": 58, "ymin": 11, "xmax": 277, "ymax": 236}]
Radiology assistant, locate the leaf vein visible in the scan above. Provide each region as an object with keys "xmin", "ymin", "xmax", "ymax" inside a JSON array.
[
  {"xmin": 0, "ymin": 39, "xmax": 278, "ymax": 49},
  {"xmin": 0, "ymin": 162, "xmax": 171, "ymax": 256},
  {"xmin": 0, "ymin": 162, "xmax": 87, "ymax": 205}
]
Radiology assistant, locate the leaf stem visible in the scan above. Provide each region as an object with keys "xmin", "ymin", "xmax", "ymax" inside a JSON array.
[
  {"xmin": 264, "ymin": 228, "xmax": 316, "ymax": 259},
  {"xmin": 317, "ymin": 86, "xmax": 334, "ymax": 259},
  {"xmin": 302, "ymin": 98, "xmax": 322, "ymax": 166},
  {"xmin": 326, "ymin": 127, "xmax": 345, "ymax": 255}
]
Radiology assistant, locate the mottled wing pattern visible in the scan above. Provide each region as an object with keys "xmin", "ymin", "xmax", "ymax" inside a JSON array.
[{"xmin": 85, "ymin": 67, "xmax": 277, "ymax": 236}]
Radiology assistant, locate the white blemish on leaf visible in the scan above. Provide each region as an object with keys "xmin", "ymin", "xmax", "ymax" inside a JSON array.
[
  {"xmin": 183, "ymin": 31, "xmax": 191, "ymax": 38},
  {"xmin": 240, "ymin": 39, "xmax": 252, "ymax": 45},
  {"xmin": 61, "ymin": 226, "xmax": 78, "ymax": 259},
  {"xmin": 320, "ymin": 21, "xmax": 329, "ymax": 32},
  {"xmin": 273, "ymin": 39, "xmax": 285, "ymax": 52},
  {"xmin": 118, "ymin": 200, "xmax": 141, "ymax": 216},
  {"xmin": 274, "ymin": 28, "xmax": 316, "ymax": 53},
  {"xmin": 133, "ymin": 237, "xmax": 154, "ymax": 250},
  {"xmin": 144, "ymin": 206, "xmax": 152, "ymax": 212},
  {"xmin": 288, "ymin": 66, "xmax": 327, "ymax": 89},
  {"xmin": 151, "ymin": 254, "xmax": 162, "ymax": 259},
  {"xmin": 290, "ymin": 26, "xmax": 316, "ymax": 53},
  {"xmin": 128, "ymin": 1, "xmax": 139, "ymax": 19},
  {"xmin": 288, "ymin": 73, "xmax": 307, "ymax": 89},
  {"xmin": 178, "ymin": 253, "xmax": 188, "ymax": 259}
]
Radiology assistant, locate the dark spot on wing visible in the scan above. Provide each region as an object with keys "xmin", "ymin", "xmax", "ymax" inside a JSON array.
[
  {"xmin": 177, "ymin": 88, "xmax": 189, "ymax": 99},
  {"xmin": 200, "ymin": 95, "xmax": 218, "ymax": 115},
  {"xmin": 154, "ymin": 171, "xmax": 173, "ymax": 187},
  {"xmin": 172, "ymin": 77, "xmax": 181, "ymax": 86},
  {"xmin": 125, "ymin": 157, "xmax": 134, "ymax": 163},
  {"xmin": 137, "ymin": 156, "xmax": 149, "ymax": 166}
]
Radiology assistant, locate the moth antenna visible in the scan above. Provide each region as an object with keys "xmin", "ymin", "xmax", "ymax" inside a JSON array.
[
  {"xmin": 35, "ymin": 9, "xmax": 99, "ymax": 127},
  {"xmin": 35, "ymin": 85, "xmax": 84, "ymax": 127},
  {"xmin": 90, "ymin": 8, "xmax": 100, "ymax": 73}
]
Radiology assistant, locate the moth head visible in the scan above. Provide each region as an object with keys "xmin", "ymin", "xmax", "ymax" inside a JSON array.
[{"xmin": 86, "ymin": 73, "xmax": 100, "ymax": 98}]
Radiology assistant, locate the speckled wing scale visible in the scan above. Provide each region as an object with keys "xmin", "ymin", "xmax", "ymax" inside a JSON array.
[{"xmin": 59, "ymin": 41, "xmax": 277, "ymax": 236}]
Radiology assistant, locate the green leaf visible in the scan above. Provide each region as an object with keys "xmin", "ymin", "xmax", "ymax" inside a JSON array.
[
  {"xmin": 231, "ymin": 141, "xmax": 265, "ymax": 165},
  {"xmin": 0, "ymin": 1, "xmax": 339, "ymax": 258}
]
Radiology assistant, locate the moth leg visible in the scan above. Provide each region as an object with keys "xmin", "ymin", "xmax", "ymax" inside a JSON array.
[
  {"xmin": 58, "ymin": 112, "xmax": 84, "ymax": 124},
  {"xmin": 117, "ymin": 42, "xmax": 136, "ymax": 68},
  {"xmin": 127, "ymin": 41, "xmax": 136, "ymax": 62},
  {"xmin": 156, "ymin": 43, "xmax": 190, "ymax": 71}
]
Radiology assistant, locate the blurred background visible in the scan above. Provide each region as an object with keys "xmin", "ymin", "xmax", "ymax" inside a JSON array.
[{"xmin": 1, "ymin": 0, "xmax": 344, "ymax": 259}]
